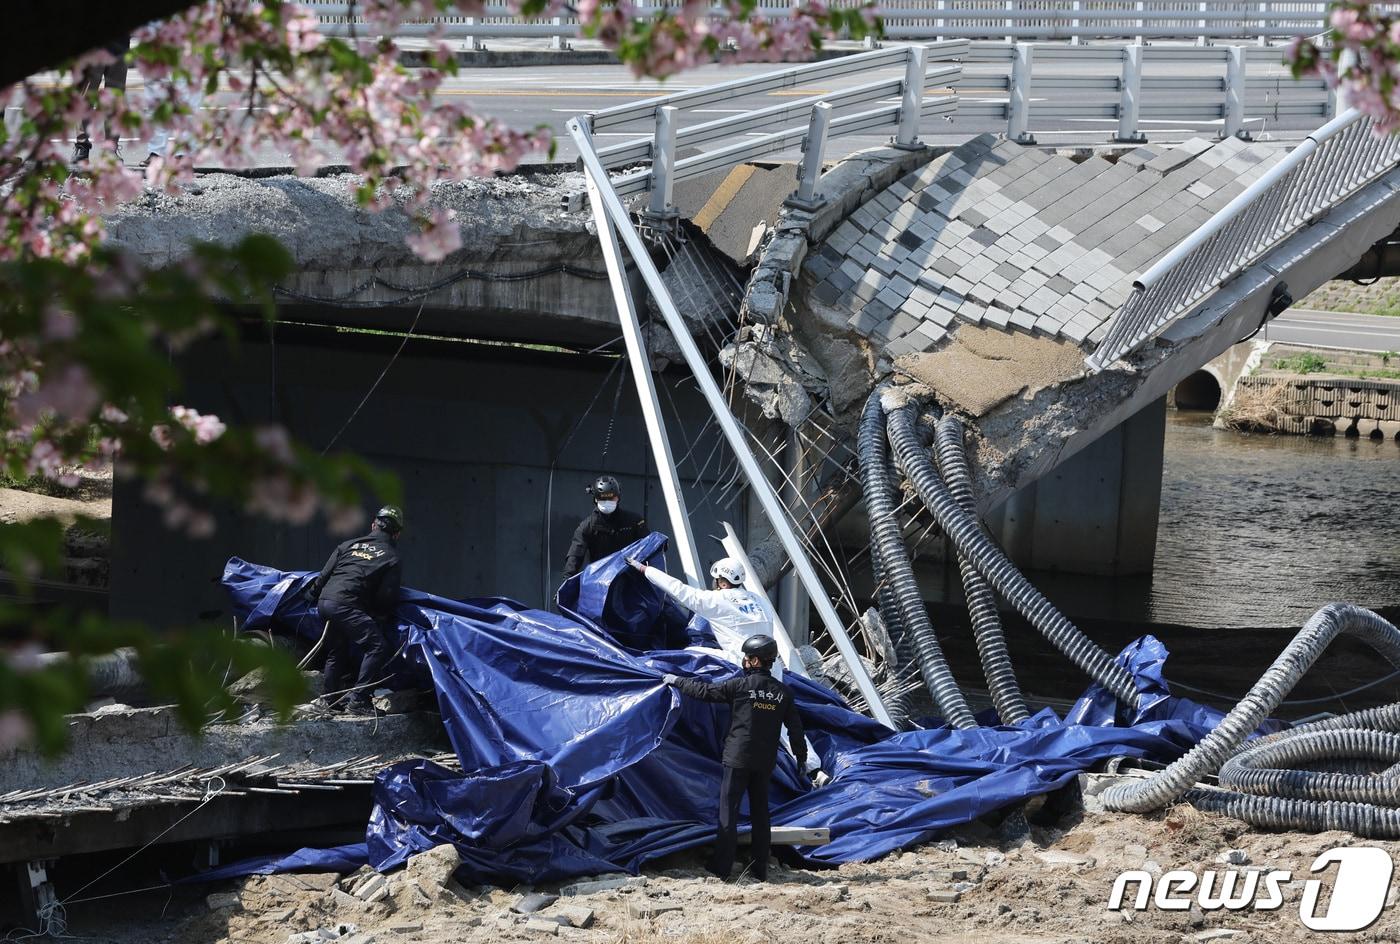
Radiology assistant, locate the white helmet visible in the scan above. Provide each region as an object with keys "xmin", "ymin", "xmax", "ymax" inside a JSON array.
[{"xmin": 710, "ymin": 557, "xmax": 746, "ymax": 585}]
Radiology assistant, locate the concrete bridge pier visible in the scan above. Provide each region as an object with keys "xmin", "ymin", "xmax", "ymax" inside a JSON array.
[{"xmin": 984, "ymin": 397, "xmax": 1167, "ymax": 578}]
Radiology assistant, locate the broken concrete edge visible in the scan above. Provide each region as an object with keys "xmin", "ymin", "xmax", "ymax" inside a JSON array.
[{"xmin": 739, "ymin": 142, "xmax": 948, "ymax": 326}]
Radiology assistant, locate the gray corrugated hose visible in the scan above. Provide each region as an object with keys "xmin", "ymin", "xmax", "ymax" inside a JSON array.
[
  {"xmin": 858, "ymin": 388, "xmax": 977, "ymax": 729},
  {"xmin": 933, "ymin": 416, "xmax": 1030, "ymax": 725},
  {"xmin": 883, "ymin": 396, "xmax": 1140, "ymax": 710},
  {"xmin": 1100, "ymin": 604, "xmax": 1400, "ymax": 835}
]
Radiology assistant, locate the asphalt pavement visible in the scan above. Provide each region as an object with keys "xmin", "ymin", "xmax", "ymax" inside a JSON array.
[{"xmin": 1264, "ymin": 309, "xmax": 1400, "ymax": 353}]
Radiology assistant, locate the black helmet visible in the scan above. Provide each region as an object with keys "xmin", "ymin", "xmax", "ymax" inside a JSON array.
[
  {"xmin": 374, "ymin": 505, "xmax": 404, "ymax": 533},
  {"xmin": 587, "ymin": 475, "xmax": 621, "ymax": 499},
  {"xmin": 741, "ymin": 634, "xmax": 779, "ymax": 665}
]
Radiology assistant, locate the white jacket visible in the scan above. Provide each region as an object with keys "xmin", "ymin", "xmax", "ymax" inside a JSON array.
[{"xmin": 642, "ymin": 566, "xmax": 775, "ymax": 663}]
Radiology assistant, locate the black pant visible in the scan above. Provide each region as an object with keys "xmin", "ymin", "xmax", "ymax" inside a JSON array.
[
  {"xmin": 319, "ymin": 600, "xmax": 389, "ymax": 703},
  {"xmin": 710, "ymin": 765, "xmax": 771, "ymax": 881},
  {"xmin": 78, "ymin": 40, "xmax": 129, "ymax": 143}
]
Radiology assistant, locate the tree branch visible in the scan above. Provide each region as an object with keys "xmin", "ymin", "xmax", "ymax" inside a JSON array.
[{"xmin": 5, "ymin": 1, "xmax": 204, "ymax": 88}]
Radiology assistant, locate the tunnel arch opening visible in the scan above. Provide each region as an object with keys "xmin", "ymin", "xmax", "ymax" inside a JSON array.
[{"xmin": 1174, "ymin": 370, "xmax": 1223, "ymax": 412}]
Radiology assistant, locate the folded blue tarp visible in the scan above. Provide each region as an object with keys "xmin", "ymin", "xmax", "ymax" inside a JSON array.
[{"xmin": 215, "ymin": 536, "xmax": 1237, "ymax": 884}]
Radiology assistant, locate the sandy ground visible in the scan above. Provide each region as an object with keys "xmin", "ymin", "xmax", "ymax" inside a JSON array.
[
  {"xmin": 895, "ymin": 325, "xmax": 1087, "ymax": 417},
  {"xmin": 70, "ymin": 802, "xmax": 1400, "ymax": 944},
  {"xmin": 0, "ymin": 466, "xmax": 113, "ymax": 587}
]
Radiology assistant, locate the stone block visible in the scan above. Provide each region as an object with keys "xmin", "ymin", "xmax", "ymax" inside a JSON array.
[{"xmin": 560, "ymin": 876, "xmax": 647, "ymax": 897}]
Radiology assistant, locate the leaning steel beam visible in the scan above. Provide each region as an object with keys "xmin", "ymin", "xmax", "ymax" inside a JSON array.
[
  {"xmin": 567, "ymin": 116, "xmax": 894, "ymax": 728},
  {"xmin": 577, "ymin": 124, "xmax": 706, "ymax": 587}
]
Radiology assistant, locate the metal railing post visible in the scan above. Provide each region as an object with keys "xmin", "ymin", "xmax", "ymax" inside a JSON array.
[
  {"xmin": 1196, "ymin": 1, "xmax": 1207, "ymax": 46},
  {"xmin": 462, "ymin": 17, "xmax": 483, "ymax": 51},
  {"xmin": 646, "ymin": 105, "xmax": 678, "ymax": 220},
  {"xmin": 1135, "ymin": 0, "xmax": 1144, "ymax": 45},
  {"xmin": 1071, "ymin": 0, "xmax": 1081, "ymax": 45},
  {"xmin": 567, "ymin": 116, "xmax": 896, "ymax": 728},
  {"xmin": 575, "ymin": 122, "xmax": 706, "ymax": 589},
  {"xmin": 893, "ymin": 45, "xmax": 927, "ymax": 149},
  {"xmin": 1007, "ymin": 42, "xmax": 1036, "ymax": 144},
  {"xmin": 1115, "ymin": 44, "xmax": 1146, "ymax": 143},
  {"xmin": 788, "ymin": 102, "xmax": 833, "ymax": 209},
  {"xmin": 1005, "ymin": 0, "xmax": 1013, "ymax": 44},
  {"xmin": 551, "ymin": 15, "xmax": 570, "ymax": 50},
  {"xmin": 936, "ymin": 0, "xmax": 945, "ymax": 42},
  {"xmin": 1258, "ymin": 0, "xmax": 1269, "ymax": 46},
  {"xmin": 1224, "ymin": 45, "xmax": 1249, "ymax": 139}
]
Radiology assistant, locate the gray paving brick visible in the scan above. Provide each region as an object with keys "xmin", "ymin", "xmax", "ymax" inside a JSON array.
[
  {"xmin": 847, "ymin": 306, "xmax": 883, "ymax": 332},
  {"xmin": 914, "ymin": 320, "xmax": 947, "ymax": 344},
  {"xmin": 872, "ymin": 253, "xmax": 898, "ymax": 277},
  {"xmin": 910, "ymin": 285, "xmax": 940, "ymax": 308},
  {"xmin": 875, "ymin": 287, "xmax": 906, "ymax": 311},
  {"xmin": 982, "ymin": 271, "xmax": 1010, "ymax": 293},
  {"xmin": 896, "ymin": 259, "xmax": 924, "ymax": 283},
  {"xmin": 928, "ymin": 302, "xmax": 959, "ymax": 327},
  {"xmin": 983, "ymin": 306, "xmax": 1012, "ymax": 328},
  {"xmin": 1008, "ymin": 309, "xmax": 1038, "ymax": 332}
]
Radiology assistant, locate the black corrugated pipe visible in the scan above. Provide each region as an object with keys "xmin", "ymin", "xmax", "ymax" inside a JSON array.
[
  {"xmin": 933, "ymin": 417, "xmax": 1031, "ymax": 726},
  {"xmin": 858, "ymin": 387, "xmax": 977, "ymax": 729},
  {"xmin": 883, "ymin": 394, "xmax": 1140, "ymax": 710},
  {"xmin": 1100, "ymin": 604, "xmax": 1400, "ymax": 833}
]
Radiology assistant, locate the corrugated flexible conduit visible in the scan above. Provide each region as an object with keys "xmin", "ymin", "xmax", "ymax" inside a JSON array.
[
  {"xmin": 858, "ymin": 388, "xmax": 977, "ymax": 729},
  {"xmin": 1100, "ymin": 604, "xmax": 1400, "ymax": 835},
  {"xmin": 933, "ymin": 416, "xmax": 1031, "ymax": 726},
  {"xmin": 883, "ymin": 394, "xmax": 1140, "ymax": 710}
]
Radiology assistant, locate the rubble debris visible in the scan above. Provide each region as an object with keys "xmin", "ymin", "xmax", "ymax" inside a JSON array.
[
  {"xmin": 404, "ymin": 843, "xmax": 462, "ymax": 889},
  {"xmin": 352, "ymin": 875, "xmax": 389, "ymax": 903},
  {"xmin": 927, "ymin": 889, "xmax": 961, "ymax": 904},
  {"xmin": 1196, "ymin": 932, "xmax": 1244, "ymax": 942},
  {"xmin": 627, "ymin": 898, "xmax": 683, "ymax": 918},
  {"xmin": 524, "ymin": 917, "xmax": 561, "ymax": 936},
  {"xmin": 559, "ymin": 875, "xmax": 646, "ymax": 896},
  {"xmin": 1216, "ymin": 848, "xmax": 1250, "ymax": 865},
  {"xmin": 546, "ymin": 905, "xmax": 594, "ymax": 929},
  {"xmin": 207, "ymin": 891, "xmax": 241, "ymax": 911},
  {"xmin": 511, "ymin": 892, "xmax": 559, "ymax": 914},
  {"xmin": 1033, "ymin": 850, "xmax": 1096, "ymax": 869}
]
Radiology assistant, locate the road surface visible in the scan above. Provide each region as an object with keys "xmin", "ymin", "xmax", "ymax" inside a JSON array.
[{"xmin": 1265, "ymin": 308, "xmax": 1400, "ymax": 353}]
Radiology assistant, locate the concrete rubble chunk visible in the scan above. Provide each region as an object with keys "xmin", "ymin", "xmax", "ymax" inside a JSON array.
[
  {"xmin": 512, "ymin": 892, "xmax": 559, "ymax": 914},
  {"xmin": 388, "ymin": 924, "xmax": 423, "ymax": 934},
  {"xmin": 628, "ymin": 898, "xmax": 683, "ymax": 918},
  {"xmin": 1195, "ymin": 932, "xmax": 1243, "ymax": 942},
  {"xmin": 927, "ymin": 889, "xmax": 961, "ymax": 903},
  {"xmin": 404, "ymin": 843, "xmax": 462, "ymax": 889},
  {"xmin": 525, "ymin": 918, "xmax": 560, "ymax": 936},
  {"xmin": 206, "ymin": 891, "xmax": 241, "ymax": 911},
  {"xmin": 548, "ymin": 905, "xmax": 595, "ymax": 929},
  {"xmin": 353, "ymin": 874, "xmax": 389, "ymax": 903},
  {"xmin": 927, "ymin": 868, "xmax": 968, "ymax": 881},
  {"xmin": 561, "ymin": 875, "xmax": 647, "ymax": 896},
  {"xmin": 1216, "ymin": 849, "xmax": 1249, "ymax": 865},
  {"xmin": 1035, "ymin": 850, "xmax": 1096, "ymax": 869}
]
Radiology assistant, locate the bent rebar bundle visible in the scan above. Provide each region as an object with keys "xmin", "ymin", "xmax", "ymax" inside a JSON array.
[{"xmin": 857, "ymin": 383, "xmax": 1400, "ymax": 838}]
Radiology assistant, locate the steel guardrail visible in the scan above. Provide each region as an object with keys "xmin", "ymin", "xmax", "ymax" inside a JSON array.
[{"xmin": 1085, "ymin": 108, "xmax": 1400, "ymax": 371}]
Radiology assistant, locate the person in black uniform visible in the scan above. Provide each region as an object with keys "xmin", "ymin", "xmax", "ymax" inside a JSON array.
[
  {"xmin": 663, "ymin": 635, "xmax": 808, "ymax": 882},
  {"xmin": 308, "ymin": 505, "xmax": 404, "ymax": 714},
  {"xmin": 562, "ymin": 474, "xmax": 647, "ymax": 580}
]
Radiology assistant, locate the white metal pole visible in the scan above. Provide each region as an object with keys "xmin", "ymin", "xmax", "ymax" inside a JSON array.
[
  {"xmin": 894, "ymin": 44, "xmax": 927, "ymax": 148},
  {"xmin": 1008, "ymin": 42, "xmax": 1035, "ymax": 143},
  {"xmin": 647, "ymin": 104, "xmax": 678, "ymax": 220},
  {"xmin": 1116, "ymin": 43, "xmax": 1145, "ymax": 142},
  {"xmin": 568, "ymin": 116, "xmax": 895, "ymax": 727},
  {"xmin": 577, "ymin": 122, "xmax": 706, "ymax": 588},
  {"xmin": 791, "ymin": 102, "xmax": 832, "ymax": 206},
  {"xmin": 1223, "ymin": 45, "xmax": 1247, "ymax": 139}
]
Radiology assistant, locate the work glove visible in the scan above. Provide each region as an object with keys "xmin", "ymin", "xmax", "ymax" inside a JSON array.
[
  {"xmin": 626, "ymin": 557, "xmax": 646, "ymax": 573},
  {"xmin": 661, "ymin": 673, "xmax": 680, "ymax": 686}
]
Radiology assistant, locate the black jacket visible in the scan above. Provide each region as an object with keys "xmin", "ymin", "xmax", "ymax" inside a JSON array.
[
  {"xmin": 562, "ymin": 508, "xmax": 647, "ymax": 578},
  {"xmin": 676, "ymin": 667, "xmax": 806, "ymax": 772},
  {"xmin": 310, "ymin": 531, "xmax": 402, "ymax": 617}
]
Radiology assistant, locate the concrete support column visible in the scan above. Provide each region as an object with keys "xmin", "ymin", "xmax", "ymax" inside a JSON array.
[
  {"xmin": 987, "ymin": 397, "xmax": 1167, "ymax": 577},
  {"xmin": 777, "ymin": 428, "xmax": 811, "ymax": 646}
]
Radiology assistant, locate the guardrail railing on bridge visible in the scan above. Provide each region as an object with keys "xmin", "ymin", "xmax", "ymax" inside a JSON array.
[
  {"xmin": 305, "ymin": 2, "xmax": 1329, "ymax": 45},
  {"xmin": 1086, "ymin": 108, "xmax": 1400, "ymax": 372},
  {"xmin": 582, "ymin": 41, "xmax": 967, "ymax": 217}
]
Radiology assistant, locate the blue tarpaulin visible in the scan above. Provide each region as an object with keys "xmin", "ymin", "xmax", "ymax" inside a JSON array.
[{"xmin": 213, "ymin": 536, "xmax": 1238, "ymax": 884}]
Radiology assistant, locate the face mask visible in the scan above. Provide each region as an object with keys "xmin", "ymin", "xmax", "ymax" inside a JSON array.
[{"xmin": 596, "ymin": 499, "xmax": 618, "ymax": 515}]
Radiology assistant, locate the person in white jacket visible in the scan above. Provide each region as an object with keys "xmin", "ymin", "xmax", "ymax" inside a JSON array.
[
  {"xmin": 627, "ymin": 556, "xmax": 774, "ymax": 670},
  {"xmin": 627, "ymin": 554, "xmax": 825, "ymax": 781}
]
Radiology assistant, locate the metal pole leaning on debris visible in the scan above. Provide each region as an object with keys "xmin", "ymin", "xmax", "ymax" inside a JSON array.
[
  {"xmin": 577, "ymin": 122, "xmax": 706, "ymax": 588},
  {"xmin": 720, "ymin": 522, "xmax": 808, "ymax": 680},
  {"xmin": 567, "ymin": 116, "xmax": 895, "ymax": 727}
]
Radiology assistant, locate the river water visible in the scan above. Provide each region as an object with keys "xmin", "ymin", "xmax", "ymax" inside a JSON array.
[{"xmin": 1147, "ymin": 412, "xmax": 1400, "ymax": 629}]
